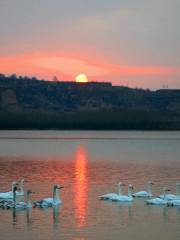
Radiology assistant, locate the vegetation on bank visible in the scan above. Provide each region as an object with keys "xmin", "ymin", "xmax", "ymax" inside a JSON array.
[
  {"xmin": 0, "ymin": 74, "xmax": 180, "ymax": 130},
  {"xmin": 0, "ymin": 110, "xmax": 179, "ymax": 130}
]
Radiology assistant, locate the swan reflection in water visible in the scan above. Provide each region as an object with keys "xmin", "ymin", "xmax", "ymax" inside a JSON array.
[
  {"xmin": 74, "ymin": 145, "xmax": 88, "ymax": 229},
  {"xmin": 11, "ymin": 207, "xmax": 32, "ymax": 225},
  {"xmin": 12, "ymin": 208, "xmax": 17, "ymax": 225},
  {"xmin": 10, "ymin": 208, "xmax": 32, "ymax": 228},
  {"xmin": 26, "ymin": 208, "xmax": 34, "ymax": 229},
  {"xmin": 10, "ymin": 195, "xmax": 26, "ymax": 225},
  {"xmin": 53, "ymin": 205, "xmax": 60, "ymax": 225},
  {"xmin": 116, "ymin": 202, "xmax": 133, "ymax": 225},
  {"xmin": 10, "ymin": 203, "xmax": 60, "ymax": 228}
]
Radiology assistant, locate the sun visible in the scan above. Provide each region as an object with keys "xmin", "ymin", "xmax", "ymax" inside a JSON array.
[{"xmin": 76, "ymin": 74, "xmax": 89, "ymax": 83}]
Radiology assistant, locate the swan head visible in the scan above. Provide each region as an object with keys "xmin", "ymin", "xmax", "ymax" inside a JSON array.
[
  {"xmin": 148, "ymin": 181, "xmax": 154, "ymax": 185},
  {"xmin": 129, "ymin": 184, "xmax": 134, "ymax": 190},
  {"xmin": 12, "ymin": 181, "xmax": 17, "ymax": 187},
  {"xmin": 54, "ymin": 185, "xmax": 64, "ymax": 190},
  {"xmin": 20, "ymin": 179, "xmax": 25, "ymax": 185},
  {"xmin": 27, "ymin": 189, "xmax": 34, "ymax": 195},
  {"xmin": 11, "ymin": 182, "xmax": 18, "ymax": 193},
  {"xmin": 163, "ymin": 187, "xmax": 171, "ymax": 192},
  {"xmin": 118, "ymin": 182, "xmax": 125, "ymax": 187}
]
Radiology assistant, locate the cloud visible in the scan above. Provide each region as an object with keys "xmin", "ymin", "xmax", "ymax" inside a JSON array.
[
  {"xmin": 0, "ymin": 53, "xmax": 179, "ymax": 82},
  {"xmin": 30, "ymin": 56, "xmax": 109, "ymax": 77}
]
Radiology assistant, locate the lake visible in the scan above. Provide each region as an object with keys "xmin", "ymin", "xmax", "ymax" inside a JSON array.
[{"xmin": 0, "ymin": 131, "xmax": 180, "ymax": 240}]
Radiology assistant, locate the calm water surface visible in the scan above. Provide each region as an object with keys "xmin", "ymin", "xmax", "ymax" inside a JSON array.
[{"xmin": 0, "ymin": 131, "xmax": 180, "ymax": 240}]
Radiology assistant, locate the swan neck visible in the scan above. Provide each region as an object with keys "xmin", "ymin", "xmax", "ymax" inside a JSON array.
[
  {"xmin": 53, "ymin": 187, "xmax": 56, "ymax": 200},
  {"xmin": 12, "ymin": 183, "xmax": 15, "ymax": 192},
  {"xmin": 53, "ymin": 188, "xmax": 60, "ymax": 202},
  {"xmin": 20, "ymin": 182, "xmax": 24, "ymax": 194},
  {"xmin": 147, "ymin": 184, "xmax": 152, "ymax": 195},
  {"xmin": 27, "ymin": 193, "xmax": 32, "ymax": 207},
  {"xmin": 163, "ymin": 189, "xmax": 167, "ymax": 199},
  {"xmin": 176, "ymin": 184, "xmax": 180, "ymax": 195},
  {"xmin": 118, "ymin": 184, "xmax": 122, "ymax": 195},
  {"xmin": 13, "ymin": 189, "xmax": 16, "ymax": 205},
  {"xmin": 128, "ymin": 187, "xmax": 133, "ymax": 197}
]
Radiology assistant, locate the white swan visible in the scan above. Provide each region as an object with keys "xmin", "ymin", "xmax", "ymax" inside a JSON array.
[
  {"xmin": 110, "ymin": 184, "xmax": 134, "ymax": 202},
  {"xmin": 34, "ymin": 185, "xmax": 63, "ymax": 207},
  {"xmin": 167, "ymin": 199, "xmax": 180, "ymax": 207},
  {"xmin": 133, "ymin": 181, "xmax": 153, "ymax": 197},
  {"xmin": 0, "ymin": 182, "xmax": 17, "ymax": 199},
  {"xmin": 146, "ymin": 187, "xmax": 170, "ymax": 205},
  {"xmin": 0, "ymin": 179, "xmax": 24, "ymax": 199},
  {"xmin": 4, "ymin": 189, "xmax": 34, "ymax": 209},
  {"xmin": 99, "ymin": 182, "xmax": 125, "ymax": 200},
  {"xmin": 0, "ymin": 185, "xmax": 18, "ymax": 208},
  {"xmin": 159, "ymin": 182, "xmax": 180, "ymax": 200}
]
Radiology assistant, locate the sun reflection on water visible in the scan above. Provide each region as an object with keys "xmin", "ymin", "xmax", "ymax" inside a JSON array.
[{"xmin": 74, "ymin": 145, "xmax": 88, "ymax": 229}]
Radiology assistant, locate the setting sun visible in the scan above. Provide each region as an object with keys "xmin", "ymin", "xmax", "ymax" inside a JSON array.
[{"xmin": 76, "ymin": 74, "xmax": 89, "ymax": 83}]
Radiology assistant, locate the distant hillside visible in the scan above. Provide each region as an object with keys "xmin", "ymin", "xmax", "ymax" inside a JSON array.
[{"xmin": 0, "ymin": 74, "xmax": 180, "ymax": 130}]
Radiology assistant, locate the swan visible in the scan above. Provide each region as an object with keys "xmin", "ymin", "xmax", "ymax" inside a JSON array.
[
  {"xmin": 0, "ymin": 179, "xmax": 24, "ymax": 199},
  {"xmin": 159, "ymin": 182, "xmax": 180, "ymax": 200},
  {"xmin": 0, "ymin": 182, "xmax": 17, "ymax": 199},
  {"xmin": 34, "ymin": 185, "xmax": 63, "ymax": 207},
  {"xmin": 133, "ymin": 181, "xmax": 153, "ymax": 197},
  {"xmin": 99, "ymin": 182, "xmax": 125, "ymax": 200},
  {"xmin": 0, "ymin": 185, "xmax": 18, "ymax": 208},
  {"xmin": 167, "ymin": 199, "xmax": 180, "ymax": 207},
  {"xmin": 146, "ymin": 187, "xmax": 170, "ymax": 205},
  {"xmin": 4, "ymin": 189, "xmax": 34, "ymax": 209},
  {"xmin": 110, "ymin": 184, "xmax": 134, "ymax": 202}
]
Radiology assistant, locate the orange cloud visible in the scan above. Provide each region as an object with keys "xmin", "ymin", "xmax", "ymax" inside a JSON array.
[
  {"xmin": 0, "ymin": 53, "xmax": 179, "ymax": 84},
  {"xmin": 111, "ymin": 65, "xmax": 180, "ymax": 76}
]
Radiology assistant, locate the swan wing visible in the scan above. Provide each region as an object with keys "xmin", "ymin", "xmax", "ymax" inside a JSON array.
[
  {"xmin": 34, "ymin": 198, "xmax": 53, "ymax": 207},
  {"xmin": 15, "ymin": 202, "xmax": 27, "ymax": 209},
  {"xmin": 99, "ymin": 193, "xmax": 117, "ymax": 200},
  {"xmin": 16, "ymin": 191, "xmax": 24, "ymax": 196},
  {"xmin": 111, "ymin": 195, "xmax": 133, "ymax": 202},
  {"xmin": 0, "ymin": 192, "xmax": 13, "ymax": 199},
  {"xmin": 159, "ymin": 194, "xmax": 178, "ymax": 200},
  {"xmin": 169, "ymin": 200, "xmax": 180, "ymax": 206},
  {"xmin": 43, "ymin": 198, "xmax": 53, "ymax": 203},
  {"xmin": 146, "ymin": 198, "xmax": 167, "ymax": 205},
  {"xmin": 133, "ymin": 191, "xmax": 149, "ymax": 197}
]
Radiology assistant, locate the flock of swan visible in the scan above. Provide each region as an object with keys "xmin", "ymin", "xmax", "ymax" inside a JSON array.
[
  {"xmin": 99, "ymin": 181, "xmax": 180, "ymax": 206},
  {"xmin": 0, "ymin": 180, "xmax": 180, "ymax": 211},
  {"xmin": 0, "ymin": 179, "xmax": 63, "ymax": 209}
]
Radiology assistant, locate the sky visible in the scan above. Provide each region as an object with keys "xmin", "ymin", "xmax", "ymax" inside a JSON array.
[{"xmin": 0, "ymin": 0, "xmax": 179, "ymax": 89}]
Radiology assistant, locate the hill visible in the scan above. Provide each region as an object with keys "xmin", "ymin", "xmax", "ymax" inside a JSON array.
[{"xmin": 0, "ymin": 74, "xmax": 180, "ymax": 130}]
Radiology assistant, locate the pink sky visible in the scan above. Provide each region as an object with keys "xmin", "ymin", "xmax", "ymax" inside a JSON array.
[
  {"xmin": 0, "ymin": 0, "xmax": 179, "ymax": 89},
  {"xmin": 0, "ymin": 52, "xmax": 180, "ymax": 89}
]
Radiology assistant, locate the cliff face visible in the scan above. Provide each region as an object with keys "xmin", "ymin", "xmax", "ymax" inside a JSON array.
[
  {"xmin": 0, "ymin": 88, "xmax": 21, "ymax": 111},
  {"xmin": 0, "ymin": 74, "xmax": 180, "ymax": 129}
]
